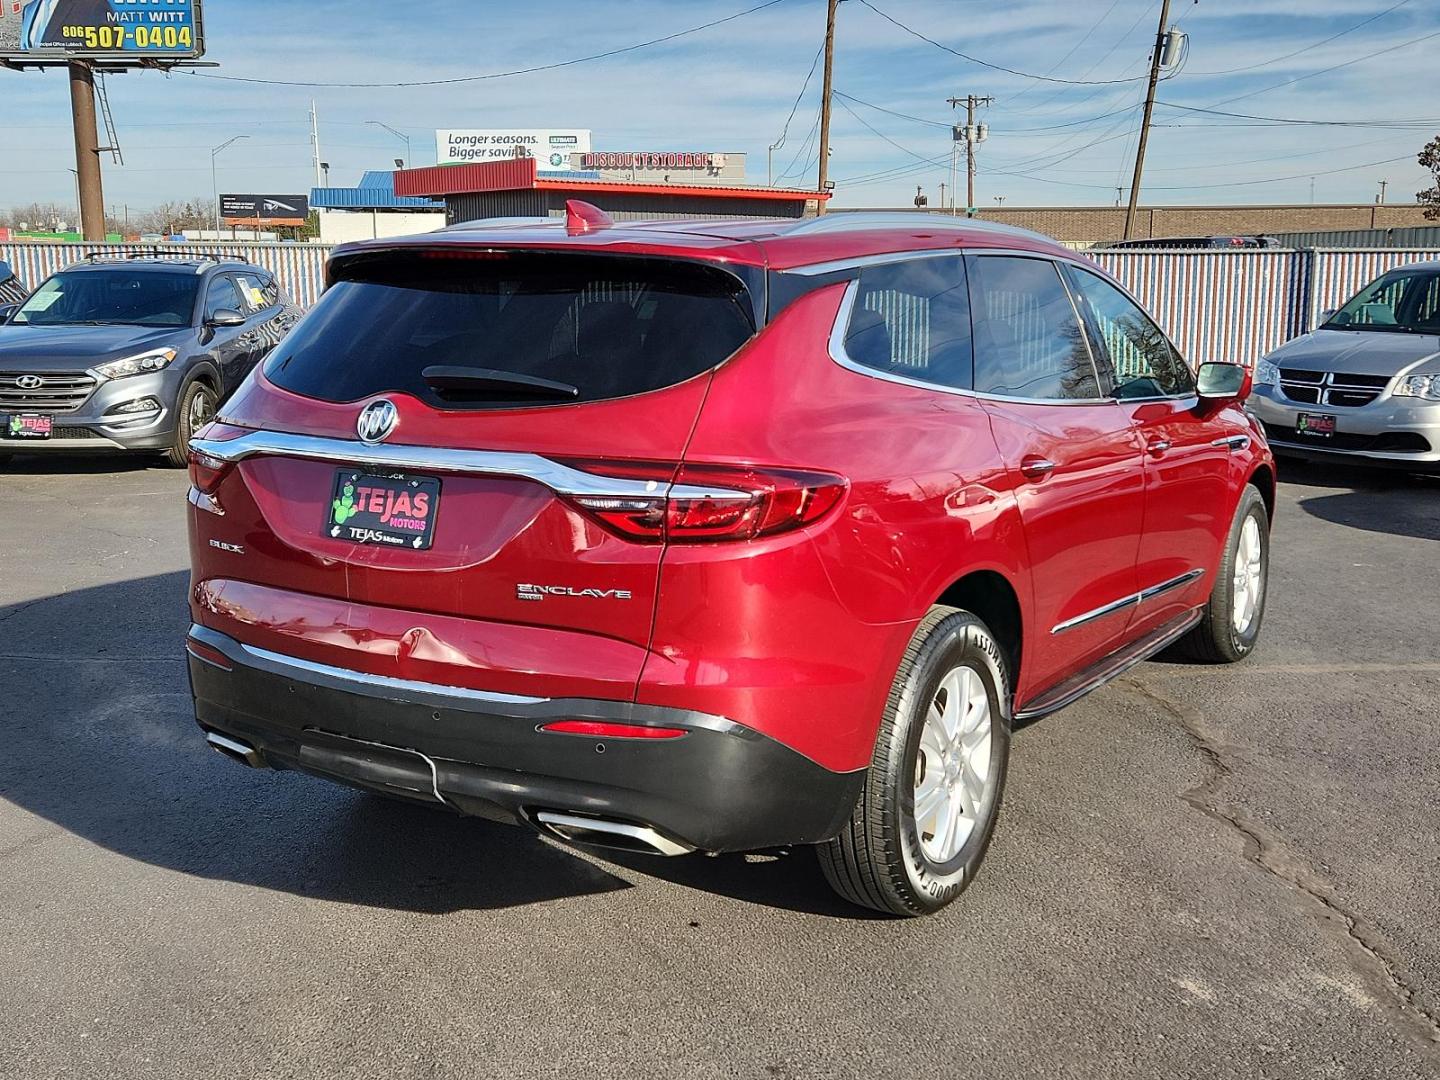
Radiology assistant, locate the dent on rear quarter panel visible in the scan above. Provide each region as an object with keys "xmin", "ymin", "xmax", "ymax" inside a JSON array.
[{"xmin": 637, "ymin": 283, "xmax": 1031, "ymax": 773}]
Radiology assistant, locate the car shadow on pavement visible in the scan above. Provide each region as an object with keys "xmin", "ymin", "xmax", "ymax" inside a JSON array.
[
  {"xmin": 0, "ymin": 454, "xmax": 171, "ymax": 476},
  {"xmin": 1279, "ymin": 459, "xmax": 1439, "ymax": 542},
  {"xmin": 0, "ymin": 571, "xmax": 859, "ymax": 916},
  {"xmin": 0, "ymin": 572, "xmax": 634, "ymax": 914}
]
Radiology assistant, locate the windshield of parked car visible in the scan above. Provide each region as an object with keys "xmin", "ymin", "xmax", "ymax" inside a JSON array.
[
  {"xmin": 11, "ymin": 269, "xmax": 200, "ymax": 327},
  {"xmin": 1322, "ymin": 268, "xmax": 1440, "ymax": 334},
  {"xmin": 264, "ymin": 250, "xmax": 757, "ymax": 409}
]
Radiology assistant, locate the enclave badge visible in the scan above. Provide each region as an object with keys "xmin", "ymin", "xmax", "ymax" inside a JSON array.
[{"xmin": 356, "ymin": 399, "xmax": 399, "ymax": 444}]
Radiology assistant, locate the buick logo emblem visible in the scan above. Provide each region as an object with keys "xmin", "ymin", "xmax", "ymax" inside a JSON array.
[
  {"xmin": 356, "ymin": 399, "xmax": 398, "ymax": 444},
  {"xmin": 16, "ymin": 375, "xmax": 42, "ymax": 390}
]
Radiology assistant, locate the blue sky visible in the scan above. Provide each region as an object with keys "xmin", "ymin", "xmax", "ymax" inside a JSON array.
[{"xmin": 2, "ymin": 0, "xmax": 1436, "ymax": 212}]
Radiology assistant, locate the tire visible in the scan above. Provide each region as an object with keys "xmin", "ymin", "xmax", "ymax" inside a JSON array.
[
  {"xmin": 819, "ymin": 606, "xmax": 1012, "ymax": 916},
  {"xmin": 1175, "ymin": 484, "xmax": 1270, "ymax": 663},
  {"xmin": 164, "ymin": 378, "xmax": 218, "ymax": 469}
]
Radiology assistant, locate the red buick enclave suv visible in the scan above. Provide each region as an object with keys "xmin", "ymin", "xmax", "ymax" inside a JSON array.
[{"xmin": 185, "ymin": 204, "xmax": 1273, "ymax": 915}]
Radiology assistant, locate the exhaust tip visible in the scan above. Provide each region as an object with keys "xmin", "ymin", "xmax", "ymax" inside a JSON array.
[
  {"xmin": 205, "ymin": 730, "xmax": 265, "ymax": 769},
  {"xmin": 535, "ymin": 810, "xmax": 693, "ymax": 857}
]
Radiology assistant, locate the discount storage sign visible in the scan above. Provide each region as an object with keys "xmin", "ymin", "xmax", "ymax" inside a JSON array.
[{"xmin": 435, "ymin": 129, "xmax": 592, "ymax": 170}]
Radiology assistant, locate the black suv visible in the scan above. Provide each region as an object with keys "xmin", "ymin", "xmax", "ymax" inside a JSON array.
[{"xmin": 0, "ymin": 255, "xmax": 300, "ymax": 465}]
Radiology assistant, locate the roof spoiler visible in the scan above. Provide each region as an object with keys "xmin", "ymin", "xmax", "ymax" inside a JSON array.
[{"xmin": 565, "ymin": 200, "xmax": 614, "ymax": 236}]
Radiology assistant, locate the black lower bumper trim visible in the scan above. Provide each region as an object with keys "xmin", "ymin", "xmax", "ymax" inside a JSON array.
[{"xmin": 187, "ymin": 625, "xmax": 865, "ymax": 854}]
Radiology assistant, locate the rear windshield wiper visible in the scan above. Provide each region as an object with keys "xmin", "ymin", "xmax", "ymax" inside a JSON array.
[{"xmin": 421, "ymin": 365, "xmax": 580, "ymax": 401}]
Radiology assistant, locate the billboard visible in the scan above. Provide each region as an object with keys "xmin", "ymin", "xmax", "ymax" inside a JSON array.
[
  {"xmin": 436, "ymin": 129, "xmax": 592, "ymax": 170},
  {"xmin": 0, "ymin": 0, "xmax": 204, "ymax": 61},
  {"xmin": 220, "ymin": 195, "xmax": 310, "ymax": 227}
]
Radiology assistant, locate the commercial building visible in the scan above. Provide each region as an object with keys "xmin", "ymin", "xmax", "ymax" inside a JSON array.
[
  {"xmin": 395, "ymin": 157, "xmax": 826, "ymax": 225},
  {"xmin": 310, "ymin": 170, "xmax": 446, "ymax": 244}
]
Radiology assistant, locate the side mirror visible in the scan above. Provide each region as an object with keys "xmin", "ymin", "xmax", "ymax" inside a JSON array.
[
  {"xmin": 0, "ymin": 303, "xmax": 18, "ymax": 323},
  {"xmin": 206, "ymin": 308, "xmax": 246, "ymax": 329},
  {"xmin": 1196, "ymin": 361, "xmax": 1249, "ymax": 405},
  {"xmin": 1318, "ymin": 308, "xmax": 1337, "ymax": 324}
]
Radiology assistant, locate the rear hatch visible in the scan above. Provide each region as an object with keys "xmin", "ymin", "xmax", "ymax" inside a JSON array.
[{"xmin": 192, "ymin": 243, "xmax": 764, "ymax": 697}]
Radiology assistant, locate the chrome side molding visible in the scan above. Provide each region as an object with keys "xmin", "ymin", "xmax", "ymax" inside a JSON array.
[{"xmin": 1052, "ymin": 569, "xmax": 1204, "ymax": 635}]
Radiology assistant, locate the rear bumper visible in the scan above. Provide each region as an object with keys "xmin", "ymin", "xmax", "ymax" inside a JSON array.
[{"xmin": 186, "ymin": 624, "xmax": 865, "ymax": 854}]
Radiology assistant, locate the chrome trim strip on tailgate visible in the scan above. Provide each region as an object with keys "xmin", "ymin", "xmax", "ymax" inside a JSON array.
[{"xmin": 190, "ymin": 429, "xmax": 732, "ymax": 500}]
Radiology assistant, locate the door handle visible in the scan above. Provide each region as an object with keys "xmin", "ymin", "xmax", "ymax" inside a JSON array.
[
  {"xmin": 1020, "ymin": 455, "xmax": 1056, "ymax": 480},
  {"xmin": 1146, "ymin": 438, "xmax": 1172, "ymax": 457}
]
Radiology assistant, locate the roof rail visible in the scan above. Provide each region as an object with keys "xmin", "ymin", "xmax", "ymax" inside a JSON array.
[{"xmin": 783, "ymin": 211, "xmax": 1044, "ymax": 241}]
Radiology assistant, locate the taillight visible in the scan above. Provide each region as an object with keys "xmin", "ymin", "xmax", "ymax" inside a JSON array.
[
  {"xmin": 560, "ymin": 460, "xmax": 846, "ymax": 544},
  {"xmin": 187, "ymin": 448, "xmax": 232, "ymax": 495}
]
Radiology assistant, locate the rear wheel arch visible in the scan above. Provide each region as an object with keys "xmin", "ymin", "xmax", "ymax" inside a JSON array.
[{"xmin": 934, "ymin": 570, "xmax": 1022, "ymax": 695}]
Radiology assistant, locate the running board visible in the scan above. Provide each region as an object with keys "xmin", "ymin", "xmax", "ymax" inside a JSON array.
[{"xmin": 1015, "ymin": 608, "xmax": 1202, "ymax": 722}]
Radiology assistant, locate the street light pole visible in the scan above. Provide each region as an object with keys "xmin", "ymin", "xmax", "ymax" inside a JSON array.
[
  {"xmin": 210, "ymin": 136, "xmax": 250, "ymax": 237},
  {"xmin": 367, "ymin": 121, "xmax": 411, "ymax": 167}
]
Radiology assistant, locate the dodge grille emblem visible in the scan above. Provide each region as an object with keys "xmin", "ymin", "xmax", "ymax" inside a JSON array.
[
  {"xmin": 16, "ymin": 375, "xmax": 43, "ymax": 389},
  {"xmin": 356, "ymin": 399, "xmax": 398, "ymax": 444}
]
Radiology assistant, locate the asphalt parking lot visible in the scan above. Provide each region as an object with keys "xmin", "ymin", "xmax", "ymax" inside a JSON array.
[{"xmin": 0, "ymin": 454, "xmax": 1437, "ymax": 1079}]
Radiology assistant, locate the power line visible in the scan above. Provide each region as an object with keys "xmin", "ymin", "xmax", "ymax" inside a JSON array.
[
  {"xmin": 1002, "ymin": 0, "xmax": 1128, "ymax": 110},
  {"xmin": 1188, "ymin": 0, "xmax": 1413, "ymax": 75},
  {"xmin": 854, "ymin": 0, "xmax": 1150, "ymax": 85},
  {"xmin": 1155, "ymin": 102, "xmax": 1440, "ymax": 128},
  {"xmin": 1004, "ymin": 1, "xmax": 1162, "ymax": 118},
  {"xmin": 178, "ymin": 0, "xmax": 791, "ymax": 87},
  {"xmin": 772, "ymin": 43, "xmax": 827, "ymax": 150},
  {"xmin": 990, "ymin": 153, "xmax": 1416, "ymax": 193},
  {"xmin": 1202, "ymin": 26, "xmax": 1440, "ymax": 107},
  {"xmin": 833, "ymin": 91, "xmax": 950, "ymax": 129}
]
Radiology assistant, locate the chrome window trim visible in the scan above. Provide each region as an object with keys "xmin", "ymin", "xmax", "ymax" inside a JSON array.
[
  {"xmin": 824, "ymin": 255, "xmax": 1118, "ymax": 407},
  {"xmin": 791, "ymin": 248, "xmax": 966, "ymax": 278},
  {"xmin": 189, "ymin": 429, "xmax": 734, "ymax": 501},
  {"xmin": 1051, "ymin": 569, "xmax": 1205, "ymax": 635}
]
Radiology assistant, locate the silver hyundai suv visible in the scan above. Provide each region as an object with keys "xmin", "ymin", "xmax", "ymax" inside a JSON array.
[{"xmin": 1248, "ymin": 260, "xmax": 1440, "ymax": 473}]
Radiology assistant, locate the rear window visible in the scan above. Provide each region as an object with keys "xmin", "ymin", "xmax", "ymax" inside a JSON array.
[{"xmin": 264, "ymin": 251, "xmax": 757, "ymax": 409}]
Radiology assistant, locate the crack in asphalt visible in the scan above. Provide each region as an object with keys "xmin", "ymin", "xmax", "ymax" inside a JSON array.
[{"xmin": 1115, "ymin": 675, "xmax": 1440, "ymax": 1060}]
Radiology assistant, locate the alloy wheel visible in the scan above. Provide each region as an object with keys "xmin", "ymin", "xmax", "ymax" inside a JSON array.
[
  {"xmin": 1231, "ymin": 515, "xmax": 1264, "ymax": 634},
  {"xmin": 913, "ymin": 663, "xmax": 993, "ymax": 864}
]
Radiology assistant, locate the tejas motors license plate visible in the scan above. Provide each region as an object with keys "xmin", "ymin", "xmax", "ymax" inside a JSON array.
[{"xmin": 325, "ymin": 470, "xmax": 440, "ymax": 549}]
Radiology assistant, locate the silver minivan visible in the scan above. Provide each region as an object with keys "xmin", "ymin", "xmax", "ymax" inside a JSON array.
[{"xmin": 1248, "ymin": 260, "xmax": 1440, "ymax": 472}]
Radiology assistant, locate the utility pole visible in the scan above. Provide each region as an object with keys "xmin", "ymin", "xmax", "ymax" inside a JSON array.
[
  {"xmin": 1123, "ymin": 0, "xmax": 1173, "ymax": 240},
  {"xmin": 211, "ymin": 136, "xmax": 250, "ymax": 236},
  {"xmin": 68, "ymin": 61, "xmax": 105, "ymax": 241},
  {"xmin": 947, "ymin": 95, "xmax": 992, "ymax": 217},
  {"xmin": 309, "ymin": 100, "xmax": 323, "ymax": 188},
  {"xmin": 1377, "ymin": 179, "xmax": 1388, "ymax": 205},
  {"xmin": 815, "ymin": 0, "xmax": 839, "ymax": 214}
]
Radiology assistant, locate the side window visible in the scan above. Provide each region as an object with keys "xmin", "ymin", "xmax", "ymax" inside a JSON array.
[
  {"xmin": 842, "ymin": 256, "xmax": 972, "ymax": 390},
  {"xmin": 968, "ymin": 256, "xmax": 1100, "ymax": 400},
  {"xmin": 1065, "ymin": 267, "xmax": 1194, "ymax": 399},
  {"xmin": 259, "ymin": 274, "xmax": 281, "ymax": 307},
  {"xmin": 203, "ymin": 275, "xmax": 246, "ymax": 320},
  {"xmin": 232, "ymin": 274, "xmax": 265, "ymax": 313}
]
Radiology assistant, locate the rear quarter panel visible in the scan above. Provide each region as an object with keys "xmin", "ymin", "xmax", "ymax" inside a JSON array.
[{"xmin": 638, "ymin": 282, "xmax": 1032, "ymax": 772}]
